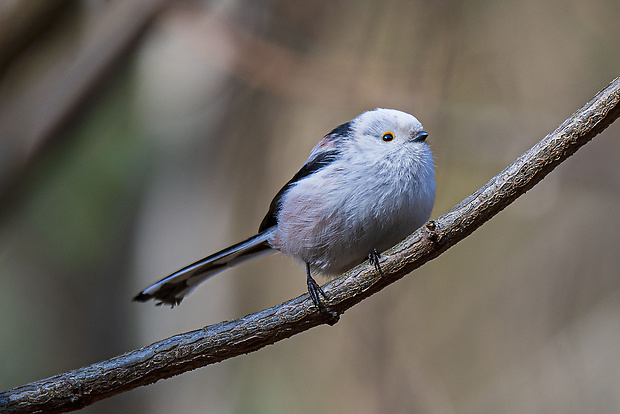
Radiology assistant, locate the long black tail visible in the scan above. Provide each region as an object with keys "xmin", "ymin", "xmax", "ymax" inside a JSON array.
[{"xmin": 133, "ymin": 229, "xmax": 275, "ymax": 306}]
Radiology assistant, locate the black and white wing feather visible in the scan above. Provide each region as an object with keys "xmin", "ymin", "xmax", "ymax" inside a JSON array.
[
  {"xmin": 135, "ymin": 120, "xmax": 350, "ymax": 306},
  {"xmin": 133, "ymin": 230, "xmax": 275, "ymax": 306},
  {"xmin": 259, "ymin": 121, "xmax": 349, "ymax": 231}
]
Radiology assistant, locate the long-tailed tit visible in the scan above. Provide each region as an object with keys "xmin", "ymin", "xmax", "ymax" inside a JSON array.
[{"xmin": 134, "ymin": 108, "xmax": 435, "ymax": 318}]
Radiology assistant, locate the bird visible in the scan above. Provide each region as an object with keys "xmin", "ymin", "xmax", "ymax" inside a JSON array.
[{"xmin": 134, "ymin": 108, "xmax": 435, "ymax": 317}]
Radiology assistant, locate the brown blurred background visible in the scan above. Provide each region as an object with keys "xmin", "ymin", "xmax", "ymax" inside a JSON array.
[{"xmin": 1, "ymin": 0, "xmax": 620, "ymax": 413}]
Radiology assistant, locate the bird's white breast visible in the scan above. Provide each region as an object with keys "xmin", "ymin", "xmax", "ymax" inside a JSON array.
[{"xmin": 272, "ymin": 142, "xmax": 435, "ymax": 275}]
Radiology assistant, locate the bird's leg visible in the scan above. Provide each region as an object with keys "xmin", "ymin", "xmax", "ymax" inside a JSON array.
[
  {"xmin": 306, "ymin": 263, "xmax": 339, "ymax": 325},
  {"xmin": 368, "ymin": 248, "xmax": 384, "ymax": 276},
  {"xmin": 306, "ymin": 264, "xmax": 327, "ymax": 305}
]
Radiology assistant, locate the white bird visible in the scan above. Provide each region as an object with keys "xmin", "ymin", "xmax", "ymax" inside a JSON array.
[{"xmin": 134, "ymin": 108, "xmax": 435, "ymax": 317}]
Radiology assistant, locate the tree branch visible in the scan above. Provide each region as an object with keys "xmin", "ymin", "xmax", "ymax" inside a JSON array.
[{"xmin": 2, "ymin": 77, "xmax": 619, "ymax": 413}]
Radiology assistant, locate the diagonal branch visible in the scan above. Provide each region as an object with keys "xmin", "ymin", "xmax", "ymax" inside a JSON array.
[{"xmin": 2, "ymin": 77, "xmax": 619, "ymax": 413}]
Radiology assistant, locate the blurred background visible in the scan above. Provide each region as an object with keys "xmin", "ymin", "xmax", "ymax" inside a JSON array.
[{"xmin": 1, "ymin": 0, "xmax": 620, "ymax": 413}]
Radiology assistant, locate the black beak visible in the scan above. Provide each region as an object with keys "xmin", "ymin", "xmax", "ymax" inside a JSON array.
[{"xmin": 412, "ymin": 131, "xmax": 429, "ymax": 142}]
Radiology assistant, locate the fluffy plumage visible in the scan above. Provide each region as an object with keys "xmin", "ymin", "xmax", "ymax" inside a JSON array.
[{"xmin": 134, "ymin": 108, "xmax": 435, "ymax": 307}]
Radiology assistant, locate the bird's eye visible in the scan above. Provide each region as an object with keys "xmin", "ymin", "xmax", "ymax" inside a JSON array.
[{"xmin": 382, "ymin": 132, "xmax": 395, "ymax": 142}]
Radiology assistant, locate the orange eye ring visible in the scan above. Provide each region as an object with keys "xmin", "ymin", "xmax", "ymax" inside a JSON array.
[{"xmin": 382, "ymin": 132, "xmax": 395, "ymax": 142}]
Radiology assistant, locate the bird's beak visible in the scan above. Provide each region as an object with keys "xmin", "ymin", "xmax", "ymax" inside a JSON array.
[{"xmin": 411, "ymin": 131, "xmax": 429, "ymax": 142}]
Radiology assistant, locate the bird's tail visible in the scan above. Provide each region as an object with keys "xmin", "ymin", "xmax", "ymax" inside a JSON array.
[{"xmin": 133, "ymin": 229, "xmax": 275, "ymax": 306}]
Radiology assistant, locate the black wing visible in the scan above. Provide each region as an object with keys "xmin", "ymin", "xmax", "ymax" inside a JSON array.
[{"xmin": 259, "ymin": 149, "xmax": 341, "ymax": 232}]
